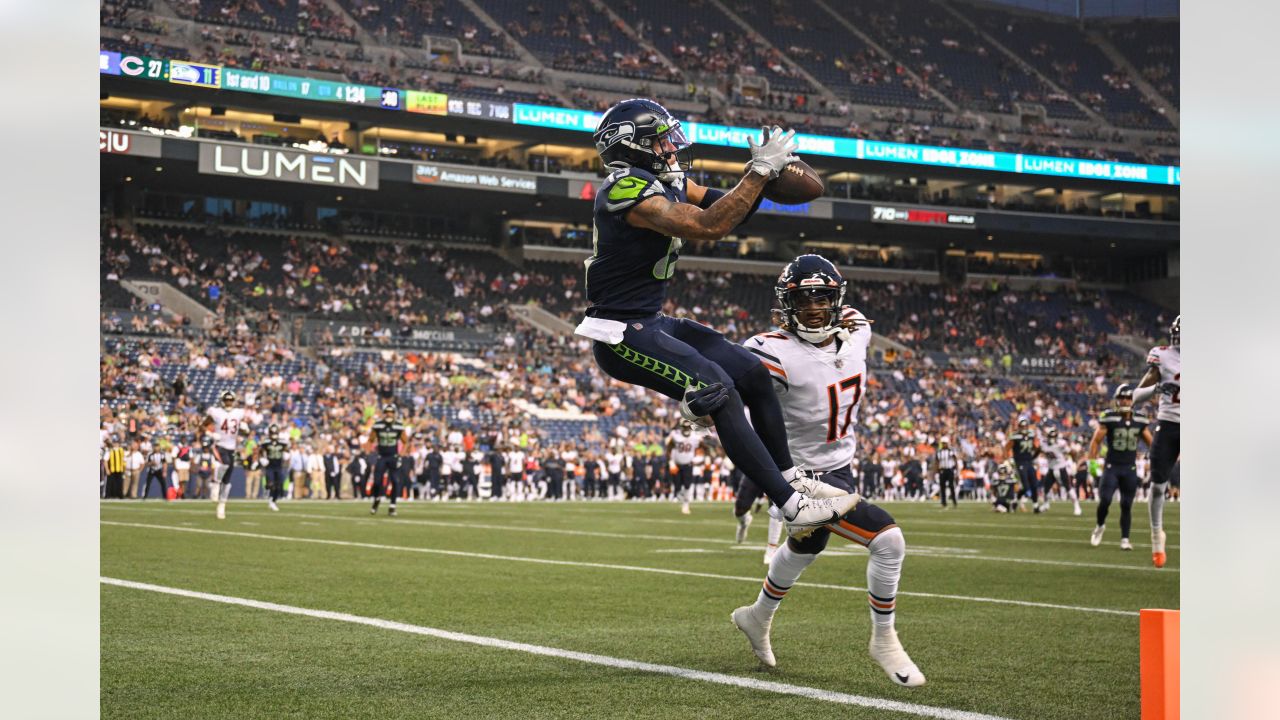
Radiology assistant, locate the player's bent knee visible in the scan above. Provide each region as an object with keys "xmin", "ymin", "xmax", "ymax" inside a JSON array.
[
  {"xmin": 870, "ymin": 526, "xmax": 905, "ymax": 560},
  {"xmin": 788, "ymin": 527, "xmax": 831, "ymax": 555}
]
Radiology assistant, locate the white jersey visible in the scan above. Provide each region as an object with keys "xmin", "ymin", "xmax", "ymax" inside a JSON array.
[
  {"xmin": 605, "ymin": 451, "xmax": 624, "ymax": 475},
  {"xmin": 746, "ymin": 325, "xmax": 870, "ymax": 472},
  {"xmin": 1146, "ymin": 345, "xmax": 1181, "ymax": 423},
  {"xmin": 1042, "ymin": 438, "xmax": 1073, "ymax": 471},
  {"xmin": 666, "ymin": 430, "xmax": 703, "ymax": 465},
  {"xmin": 206, "ymin": 406, "xmax": 247, "ymax": 450}
]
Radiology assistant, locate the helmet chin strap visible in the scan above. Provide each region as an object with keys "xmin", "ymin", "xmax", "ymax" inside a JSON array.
[{"xmin": 794, "ymin": 318, "xmax": 838, "ymax": 343}]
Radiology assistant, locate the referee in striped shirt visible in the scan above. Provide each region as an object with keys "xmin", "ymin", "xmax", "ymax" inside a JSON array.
[
  {"xmin": 104, "ymin": 437, "xmax": 127, "ymax": 499},
  {"xmin": 936, "ymin": 438, "xmax": 960, "ymax": 509}
]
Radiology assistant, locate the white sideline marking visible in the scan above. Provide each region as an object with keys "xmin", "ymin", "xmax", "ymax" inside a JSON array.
[
  {"xmin": 103, "ymin": 506, "xmax": 1176, "ymax": 573},
  {"xmin": 101, "ymin": 576, "xmax": 1015, "ymax": 720},
  {"xmin": 101, "ymin": 521, "xmax": 1140, "ymax": 616},
  {"xmin": 905, "ymin": 530, "xmax": 1179, "ymax": 551}
]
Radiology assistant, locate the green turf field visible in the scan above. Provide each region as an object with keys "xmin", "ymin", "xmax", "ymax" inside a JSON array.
[{"xmin": 101, "ymin": 499, "xmax": 1178, "ymax": 719}]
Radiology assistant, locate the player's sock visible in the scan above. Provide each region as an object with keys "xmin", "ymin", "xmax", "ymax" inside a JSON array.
[
  {"xmin": 766, "ymin": 506, "xmax": 783, "ymax": 549},
  {"xmin": 752, "ymin": 544, "xmax": 816, "ymax": 618},
  {"xmin": 866, "ymin": 527, "xmax": 904, "ymax": 635},
  {"xmin": 1149, "ymin": 481, "xmax": 1168, "ymax": 532},
  {"xmin": 709, "ymin": 390, "xmax": 796, "ymax": 510}
]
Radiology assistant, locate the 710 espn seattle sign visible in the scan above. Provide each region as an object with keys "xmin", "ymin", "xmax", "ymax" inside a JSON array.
[{"xmin": 197, "ymin": 141, "xmax": 379, "ymax": 189}]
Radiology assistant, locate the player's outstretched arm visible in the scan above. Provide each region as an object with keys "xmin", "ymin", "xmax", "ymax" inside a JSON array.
[
  {"xmin": 627, "ymin": 173, "xmax": 768, "ymax": 241},
  {"xmin": 1133, "ymin": 366, "xmax": 1161, "ymax": 403}
]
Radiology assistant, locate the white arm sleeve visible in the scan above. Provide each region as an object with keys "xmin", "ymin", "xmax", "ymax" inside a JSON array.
[{"xmin": 1133, "ymin": 384, "xmax": 1157, "ymax": 403}]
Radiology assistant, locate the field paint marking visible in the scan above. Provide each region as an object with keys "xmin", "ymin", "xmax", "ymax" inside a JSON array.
[
  {"xmin": 101, "ymin": 576, "xmax": 1014, "ymax": 720},
  {"xmin": 905, "ymin": 530, "xmax": 1179, "ymax": 550},
  {"xmin": 103, "ymin": 506, "xmax": 1175, "ymax": 573},
  {"xmin": 101, "ymin": 521, "xmax": 1140, "ymax": 616}
]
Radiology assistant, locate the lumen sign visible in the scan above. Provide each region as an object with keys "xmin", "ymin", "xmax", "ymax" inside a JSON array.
[{"xmin": 197, "ymin": 142, "xmax": 379, "ymax": 189}]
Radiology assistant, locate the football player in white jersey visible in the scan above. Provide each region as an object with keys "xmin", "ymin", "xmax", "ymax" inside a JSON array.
[
  {"xmin": 1134, "ymin": 314, "xmax": 1180, "ymax": 568},
  {"xmin": 201, "ymin": 390, "xmax": 248, "ymax": 519},
  {"xmin": 730, "ymin": 255, "xmax": 924, "ymax": 688},
  {"xmin": 666, "ymin": 423, "xmax": 710, "ymax": 513},
  {"xmin": 1042, "ymin": 427, "xmax": 1081, "ymax": 516}
]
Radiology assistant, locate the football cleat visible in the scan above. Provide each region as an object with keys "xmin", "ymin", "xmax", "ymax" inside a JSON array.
[
  {"xmin": 869, "ymin": 629, "xmax": 926, "ymax": 688},
  {"xmin": 1073, "ymin": 502, "xmax": 1082, "ymax": 516},
  {"xmin": 735, "ymin": 513, "xmax": 753, "ymax": 544},
  {"xmin": 1152, "ymin": 529, "xmax": 1167, "ymax": 568},
  {"xmin": 215, "ymin": 502, "xmax": 226, "ymax": 520},
  {"xmin": 763, "ymin": 543, "xmax": 778, "ymax": 565},
  {"xmin": 786, "ymin": 493, "xmax": 861, "ymax": 538},
  {"xmin": 1120, "ymin": 538, "xmax": 1133, "ymax": 551},
  {"xmin": 994, "ymin": 504, "xmax": 1008, "ymax": 513},
  {"xmin": 1090, "ymin": 525, "xmax": 1105, "ymax": 546},
  {"xmin": 388, "ymin": 506, "xmax": 397, "ymax": 518},
  {"xmin": 268, "ymin": 500, "xmax": 279, "ymax": 512},
  {"xmin": 681, "ymin": 502, "xmax": 691, "ymax": 515},
  {"xmin": 788, "ymin": 468, "xmax": 849, "ymax": 499},
  {"xmin": 370, "ymin": 498, "xmax": 380, "ymax": 514},
  {"xmin": 730, "ymin": 605, "xmax": 776, "ymax": 667}
]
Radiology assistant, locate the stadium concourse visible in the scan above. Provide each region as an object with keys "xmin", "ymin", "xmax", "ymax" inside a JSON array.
[{"xmin": 101, "ymin": 219, "xmax": 1170, "ymax": 506}]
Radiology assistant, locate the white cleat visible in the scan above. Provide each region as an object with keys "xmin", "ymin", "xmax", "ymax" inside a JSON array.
[
  {"xmin": 215, "ymin": 503, "xmax": 226, "ymax": 520},
  {"xmin": 869, "ymin": 629, "xmax": 926, "ymax": 687},
  {"xmin": 788, "ymin": 468, "xmax": 849, "ymax": 499},
  {"xmin": 1090, "ymin": 525, "xmax": 1105, "ymax": 547},
  {"xmin": 735, "ymin": 513, "xmax": 752, "ymax": 544},
  {"xmin": 681, "ymin": 502, "xmax": 691, "ymax": 515},
  {"xmin": 786, "ymin": 493, "xmax": 861, "ymax": 538},
  {"xmin": 268, "ymin": 501, "xmax": 279, "ymax": 512},
  {"xmin": 1073, "ymin": 502, "xmax": 1082, "ymax": 516},
  {"xmin": 763, "ymin": 544, "xmax": 778, "ymax": 565},
  {"xmin": 731, "ymin": 605, "xmax": 776, "ymax": 667},
  {"xmin": 1120, "ymin": 538, "xmax": 1134, "ymax": 551}
]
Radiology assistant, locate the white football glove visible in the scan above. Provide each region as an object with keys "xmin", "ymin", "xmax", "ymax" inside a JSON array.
[{"xmin": 747, "ymin": 125, "xmax": 799, "ymax": 178}]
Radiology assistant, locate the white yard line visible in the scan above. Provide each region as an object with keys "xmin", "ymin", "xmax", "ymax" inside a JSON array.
[
  {"xmin": 100, "ymin": 521, "xmax": 1143, "ymax": 616},
  {"xmin": 101, "ymin": 576, "xmax": 1016, "ymax": 720},
  {"xmin": 102, "ymin": 506, "xmax": 1177, "ymax": 573}
]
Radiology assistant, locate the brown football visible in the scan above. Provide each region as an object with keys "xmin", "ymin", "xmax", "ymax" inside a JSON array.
[{"xmin": 745, "ymin": 159, "xmax": 825, "ymax": 204}]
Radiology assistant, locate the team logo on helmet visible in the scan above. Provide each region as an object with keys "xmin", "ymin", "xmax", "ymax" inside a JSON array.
[{"xmin": 594, "ymin": 121, "xmax": 636, "ymax": 154}]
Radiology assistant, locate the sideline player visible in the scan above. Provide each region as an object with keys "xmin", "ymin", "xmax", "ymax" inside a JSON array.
[
  {"xmin": 201, "ymin": 390, "xmax": 248, "ymax": 519},
  {"xmin": 1133, "ymin": 315, "xmax": 1179, "ymax": 568},
  {"xmin": 575, "ymin": 98, "xmax": 858, "ymax": 533},
  {"xmin": 1042, "ymin": 427, "xmax": 1081, "ymax": 516},
  {"xmin": 1007, "ymin": 417, "xmax": 1043, "ymax": 512},
  {"xmin": 729, "ymin": 255, "xmax": 924, "ymax": 688},
  {"xmin": 368, "ymin": 403, "xmax": 410, "ymax": 516},
  {"xmin": 666, "ymin": 423, "xmax": 707, "ymax": 514},
  {"xmin": 1088, "ymin": 385, "xmax": 1153, "ymax": 550}
]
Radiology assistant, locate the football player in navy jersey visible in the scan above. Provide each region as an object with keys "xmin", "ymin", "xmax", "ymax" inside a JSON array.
[{"xmin": 575, "ymin": 98, "xmax": 858, "ymax": 534}]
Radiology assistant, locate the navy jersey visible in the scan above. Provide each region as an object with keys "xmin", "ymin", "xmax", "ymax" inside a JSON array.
[
  {"xmin": 585, "ymin": 167, "xmax": 687, "ymax": 318},
  {"xmin": 371, "ymin": 419, "xmax": 406, "ymax": 457},
  {"xmin": 1100, "ymin": 410, "xmax": 1149, "ymax": 467},
  {"xmin": 1009, "ymin": 431, "xmax": 1038, "ymax": 464},
  {"xmin": 262, "ymin": 439, "xmax": 288, "ymax": 468}
]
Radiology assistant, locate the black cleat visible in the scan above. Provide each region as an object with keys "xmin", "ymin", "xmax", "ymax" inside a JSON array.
[{"xmin": 388, "ymin": 506, "xmax": 397, "ymax": 517}]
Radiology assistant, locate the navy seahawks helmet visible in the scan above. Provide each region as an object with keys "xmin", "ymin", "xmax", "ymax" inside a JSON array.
[
  {"xmin": 1113, "ymin": 383, "xmax": 1134, "ymax": 410},
  {"xmin": 1169, "ymin": 315, "xmax": 1180, "ymax": 347},
  {"xmin": 592, "ymin": 99, "xmax": 692, "ymax": 180},
  {"xmin": 775, "ymin": 254, "xmax": 847, "ymax": 343}
]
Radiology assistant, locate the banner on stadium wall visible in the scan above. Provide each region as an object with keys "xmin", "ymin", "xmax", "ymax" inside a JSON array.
[
  {"xmin": 412, "ymin": 162, "xmax": 537, "ymax": 193},
  {"xmin": 1015, "ymin": 356, "xmax": 1065, "ymax": 374},
  {"xmin": 304, "ymin": 321, "xmax": 495, "ymax": 349},
  {"xmin": 509, "ymin": 103, "xmax": 1178, "ymax": 186},
  {"xmin": 406, "ymin": 90, "xmax": 449, "ymax": 115},
  {"xmin": 197, "ymin": 142, "xmax": 379, "ymax": 189},
  {"xmin": 100, "ymin": 129, "xmax": 162, "ymax": 157},
  {"xmin": 870, "ymin": 204, "xmax": 977, "ymax": 229},
  {"xmin": 446, "ymin": 98, "xmax": 511, "ymax": 121},
  {"xmin": 97, "ymin": 51, "xmax": 1180, "ymax": 186}
]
